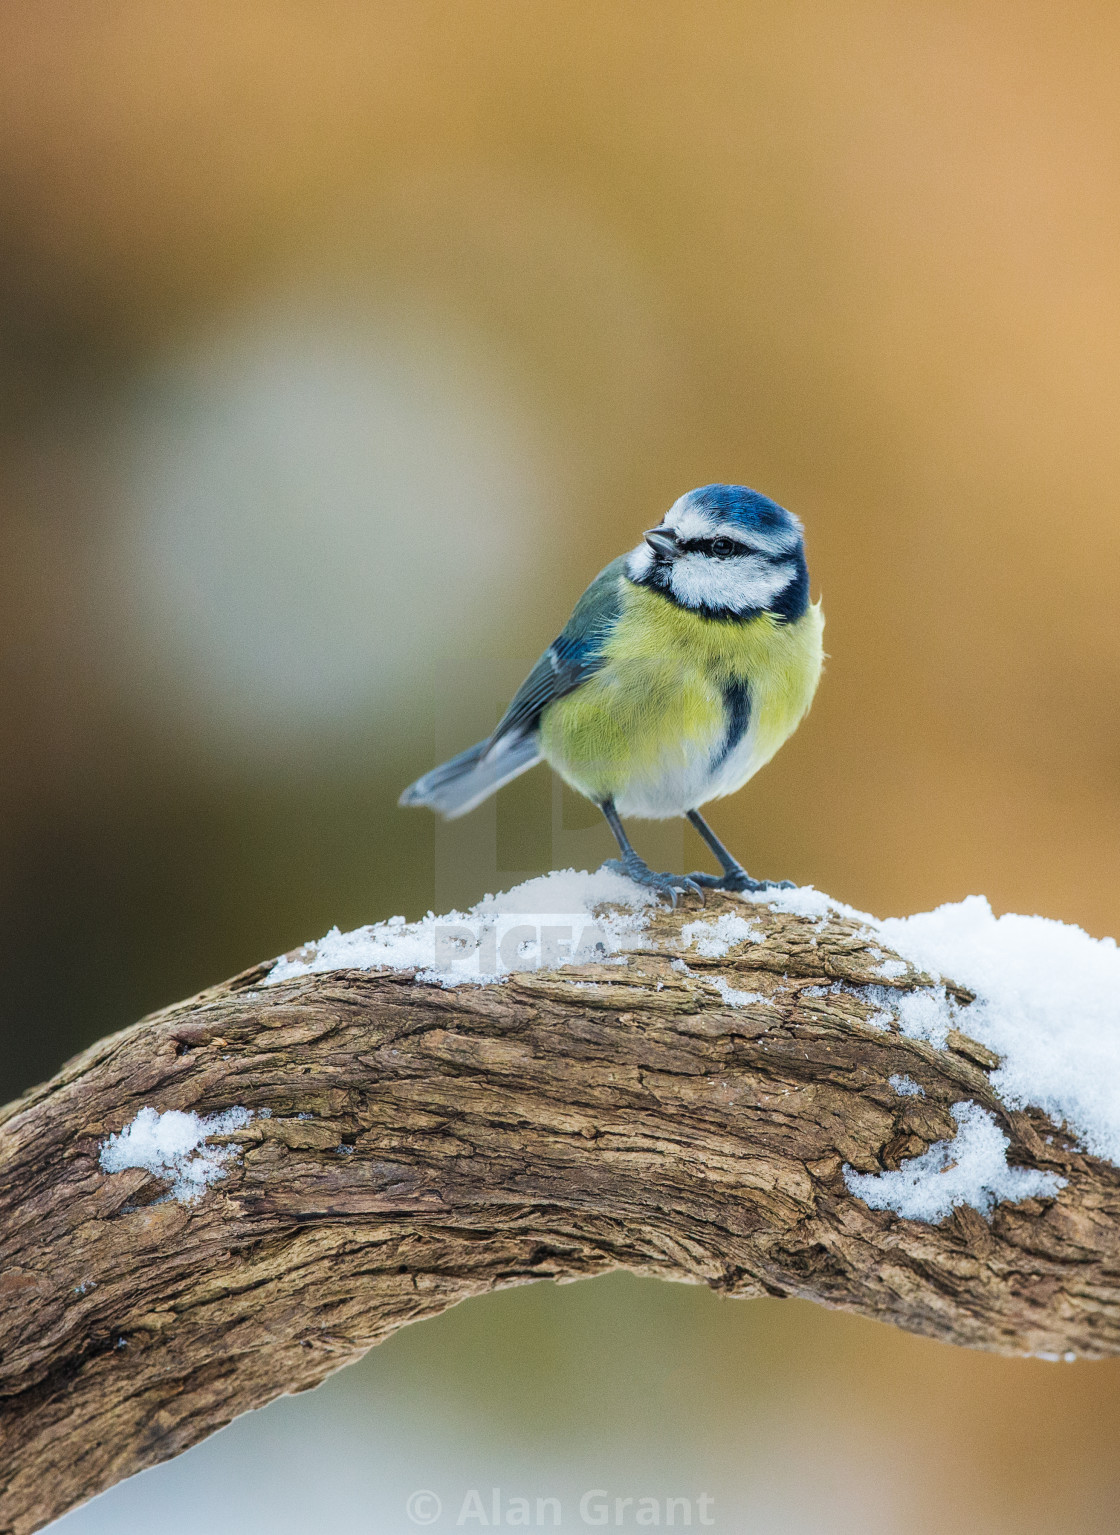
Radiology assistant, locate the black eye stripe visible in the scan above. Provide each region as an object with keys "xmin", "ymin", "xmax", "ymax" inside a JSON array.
[{"xmin": 680, "ymin": 537, "xmax": 753, "ymax": 557}]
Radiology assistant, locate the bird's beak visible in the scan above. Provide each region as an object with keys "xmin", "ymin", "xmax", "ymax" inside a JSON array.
[{"xmin": 643, "ymin": 527, "xmax": 679, "ymax": 560}]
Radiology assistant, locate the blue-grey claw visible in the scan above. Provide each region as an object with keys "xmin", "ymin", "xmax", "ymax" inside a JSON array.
[
  {"xmin": 686, "ymin": 869, "xmax": 793, "ymax": 895},
  {"xmin": 602, "ymin": 858, "xmax": 705, "ymax": 907}
]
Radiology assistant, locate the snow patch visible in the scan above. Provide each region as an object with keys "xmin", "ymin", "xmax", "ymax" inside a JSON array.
[
  {"xmin": 680, "ymin": 912, "xmax": 763, "ymax": 957},
  {"xmin": 267, "ymin": 867, "xmax": 655, "ymax": 988},
  {"xmin": 889, "ymin": 1074, "xmax": 925, "ymax": 1098},
  {"xmin": 844, "ymin": 1101, "xmax": 1065, "ymax": 1223},
  {"xmin": 856, "ymin": 983, "xmax": 957, "ymax": 1049},
  {"xmin": 743, "ymin": 884, "xmax": 863, "ymax": 922},
  {"xmin": 877, "ymin": 897, "xmax": 1120, "ymax": 1166},
  {"xmin": 99, "ymin": 1105, "xmax": 254, "ymax": 1203},
  {"xmin": 769, "ymin": 883, "xmax": 1120, "ymax": 1169},
  {"xmin": 877, "ymin": 958, "xmax": 909, "ymax": 980},
  {"xmin": 710, "ymin": 975, "xmax": 768, "ymax": 1008}
]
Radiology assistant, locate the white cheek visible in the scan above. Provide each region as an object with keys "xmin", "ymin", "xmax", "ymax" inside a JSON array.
[
  {"xmin": 670, "ymin": 555, "xmax": 792, "ymax": 612},
  {"xmin": 626, "ymin": 543, "xmax": 655, "ymax": 581}
]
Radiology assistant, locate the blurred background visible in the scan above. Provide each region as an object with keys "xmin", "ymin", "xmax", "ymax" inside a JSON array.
[{"xmin": 3, "ymin": 3, "xmax": 1119, "ymax": 1530}]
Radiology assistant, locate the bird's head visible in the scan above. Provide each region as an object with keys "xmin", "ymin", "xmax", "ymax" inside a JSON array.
[{"xmin": 625, "ymin": 484, "xmax": 809, "ymax": 622}]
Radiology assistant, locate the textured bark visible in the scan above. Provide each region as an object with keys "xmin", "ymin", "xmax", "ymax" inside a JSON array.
[{"xmin": 1, "ymin": 893, "xmax": 1117, "ymax": 1533}]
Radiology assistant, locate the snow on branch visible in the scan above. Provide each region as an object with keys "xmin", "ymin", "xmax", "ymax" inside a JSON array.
[{"xmin": 2, "ymin": 871, "xmax": 1120, "ymax": 1534}]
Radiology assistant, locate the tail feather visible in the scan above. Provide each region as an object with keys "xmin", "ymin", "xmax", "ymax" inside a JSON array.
[{"xmin": 399, "ymin": 733, "xmax": 542, "ymax": 819}]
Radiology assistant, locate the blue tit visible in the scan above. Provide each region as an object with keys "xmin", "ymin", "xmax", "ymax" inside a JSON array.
[{"xmin": 400, "ymin": 483, "xmax": 824, "ymax": 902}]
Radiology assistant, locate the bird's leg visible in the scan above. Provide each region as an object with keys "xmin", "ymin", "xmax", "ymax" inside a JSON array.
[
  {"xmin": 599, "ymin": 799, "xmax": 703, "ymax": 908},
  {"xmin": 685, "ymin": 809, "xmax": 794, "ymax": 894}
]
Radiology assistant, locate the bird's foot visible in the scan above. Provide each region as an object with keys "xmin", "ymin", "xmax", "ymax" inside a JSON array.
[
  {"xmin": 686, "ymin": 868, "xmax": 796, "ymax": 895},
  {"xmin": 602, "ymin": 855, "xmax": 704, "ymax": 908}
]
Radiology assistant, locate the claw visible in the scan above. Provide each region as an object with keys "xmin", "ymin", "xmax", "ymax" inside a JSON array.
[
  {"xmin": 602, "ymin": 856, "xmax": 705, "ymax": 906},
  {"xmin": 686, "ymin": 868, "xmax": 793, "ymax": 895}
]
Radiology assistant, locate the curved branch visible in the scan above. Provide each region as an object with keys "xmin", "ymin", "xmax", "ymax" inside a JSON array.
[{"xmin": 1, "ymin": 893, "xmax": 1116, "ymax": 1533}]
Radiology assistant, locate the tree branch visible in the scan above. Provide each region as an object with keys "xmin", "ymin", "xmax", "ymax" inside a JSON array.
[{"xmin": 2, "ymin": 893, "xmax": 1117, "ymax": 1533}]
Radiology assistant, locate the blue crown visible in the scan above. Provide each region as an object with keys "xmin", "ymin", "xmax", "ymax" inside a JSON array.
[{"xmin": 684, "ymin": 483, "xmax": 802, "ymax": 543}]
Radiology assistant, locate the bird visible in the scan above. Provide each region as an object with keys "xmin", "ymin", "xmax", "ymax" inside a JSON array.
[{"xmin": 400, "ymin": 483, "xmax": 824, "ymax": 903}]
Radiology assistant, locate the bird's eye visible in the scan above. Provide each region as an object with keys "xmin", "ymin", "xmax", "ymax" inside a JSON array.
[{"xmin": 710, "ymin": 538, "xmax": 737, "ymax": 558}]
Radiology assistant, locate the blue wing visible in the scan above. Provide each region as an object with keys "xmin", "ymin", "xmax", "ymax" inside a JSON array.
[
  {"xmin": 399, "ymin": 556, "xmax": 627, "ymax": 818},
  {"xmin": 490, "ymin": 555, "xmax": 627, "ymax": 745}
]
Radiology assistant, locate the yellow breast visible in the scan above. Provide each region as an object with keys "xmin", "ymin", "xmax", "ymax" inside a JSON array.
[{"xmin": 538, "ymin": 578, "xmax": 824, "ymax": 816}]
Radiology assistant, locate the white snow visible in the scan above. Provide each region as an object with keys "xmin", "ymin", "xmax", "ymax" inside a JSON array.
[
  {"xmin": 266, "ymin": 867, "xmax": 656, "ymax": 988},
  {"xmin": 889, "ymin": 1074, "xmax": 925, "ymax": 1098},
  {"xmin": 744, "ymin": 884, "xmax": 1120, "ymax": 1174},
  {"xmin": 743, "ymin": 883, "xmax": 860, "ymax": 921},
  {"xmin": 876, "ymin": 897, "xmax": 1120, "ymax": 1166},
  {"xmin": 844, "ymin": 1101, "xmax": 1065, "ymax": 1223},
  {"xmin": 840, "ymin": 1105, "xmax": 1061, "ymax": 1221},
  {"xmin": 99, "ymin": 1106, "xmax": 254, "ymax": 1203},
  {"xmin": 710, "ymin": 975, "xmax": 768, "ymax": 1008},
  {"xmin": 858, "ymin": 983, "xmax": 955, "ymax": 1049},
  {"xmin": 680, "ymin": 912, "xmax": 763, "ymax": 957},
  {"xmin": 876, "ymin": 958, "xmax": 909, "ymax": 980}
]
